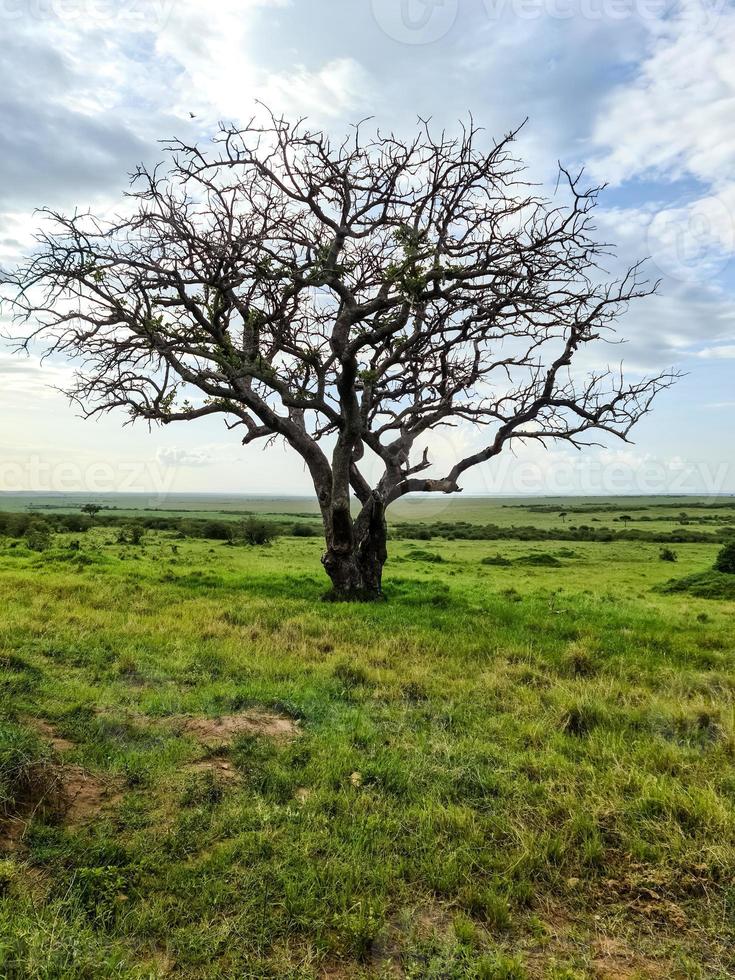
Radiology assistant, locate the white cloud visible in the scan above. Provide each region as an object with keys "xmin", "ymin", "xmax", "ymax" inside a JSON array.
[
  {"xmin": 156, "ymin": 447, "xmax": 212, "ymax": 468},
  {"xmin": 591, "ymin": 3, "xmax": 735, "ymax": 187},
  {"xmin": 0, "ymin": 352, "xmax": 74, "ymax": 399},
  {"xmin": 154, "ymin": 1, "xmax": 371, "ymax": 123},
  {"xmin": 590, "ymin": 1, "xmax": 735, "ymax": 289},
  {"xmin": 697, "ymin": 344, "xmax": 735, "ymax": 359}
]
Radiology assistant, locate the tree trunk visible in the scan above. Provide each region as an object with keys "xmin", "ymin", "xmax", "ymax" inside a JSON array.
[{"xmin": 321, "ymin": 494, "xmax": 388, "ymax": 601}]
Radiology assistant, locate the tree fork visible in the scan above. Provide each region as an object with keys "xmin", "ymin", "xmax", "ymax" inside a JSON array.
[{"xmin": 321, "ymin": 493, "xmax": 388, "ymax": 601}]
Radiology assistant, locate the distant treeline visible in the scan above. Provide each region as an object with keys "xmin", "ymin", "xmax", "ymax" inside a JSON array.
[
  {"xmin": 390, "ymin": 521, "xmax": 733, "ymax": 544},
  {"xmin": 0, "ymin": 511, "xmax": 320, "ymax": 541},
  {"xmin": 516, "ymin": 501, "xmax": 735, "ymax": 515},
  {"xmin": 1, "ymin": 511, "xmax": 733, "ymax": 546},
  {"xmin": 25, "ymin": 503, "xmax": 318, "ymax": 519}
]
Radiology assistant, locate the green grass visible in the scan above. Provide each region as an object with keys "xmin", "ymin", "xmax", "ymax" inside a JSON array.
[{"xmin": 1, "ymin": 521, "xmax": 734, "ymax": 977}]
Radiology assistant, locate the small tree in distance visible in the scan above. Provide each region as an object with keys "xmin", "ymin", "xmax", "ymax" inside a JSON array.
[{"xmin": 3, "ymin": 110, "xmax": 676, "ymax": 599}]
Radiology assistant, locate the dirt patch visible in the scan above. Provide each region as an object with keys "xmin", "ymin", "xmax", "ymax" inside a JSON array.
[
  {"xmin": 26, "ymin": 719, "xmax": 120, "ymax": 822},
  {"xmin": 177, "ymin": 711, "xmax": 299, "ymax": 747},
  {"xmin": 2, "ymin": 720, "xmax": 120, "ymax": 852},
  {"xmin": 414, "ymin": 905, "xmax": 454, "ymax": 938},
  {"xmin": 26, "ymin": 718, "xmax": 76, "ymax": 753},
  {"xmin": 592, "ymin": 936, "xmax": 669, "ymax": 978},
  {"xmin": 186, "ymin": 758, "xmax": 239, "ymax": 781},
  {"xmin": 1, "ymin": 763, "xmax": 120, "ymax": 853},
  {"xmin": 520, "ymin": 900, "xmax": 674, "ymax": 980},
  {"xmin": 2, "ymin": 808, "xmax": 50, "ymax": 853},
  {"xmin": 47, "ymin": 706, "xmax": 299, "ymax": 747},
  {"xmin": 319, "ymin": 966, "xmax": 362, "ymax": 979},
  {"xmin": 362, "ymin": 903, "xmax": 455, "ymax": 977},
  {"xmin": 60, "ymin": 764, "xmax": 120, "ymax": 823},
  {"xmin": 143, "ymin": 950, "xmax": 175, "ymax": 975}
]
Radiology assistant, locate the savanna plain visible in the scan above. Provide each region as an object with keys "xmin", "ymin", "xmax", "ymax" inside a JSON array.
[{"xmin": 1, "ymin": 495, "xmax": 734, "ymax": 979}]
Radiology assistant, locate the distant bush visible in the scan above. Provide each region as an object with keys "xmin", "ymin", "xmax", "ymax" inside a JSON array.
[
  {"xmin": 55, "ymin": 514, "xmax": 92, "ymax": 533},
  {"xmin": 291, "ymin": 523, "xmax": 320, "ymax": 538},
  {"xmin": 390, "ymin": 518, "xmax": 723, "ymax": 545},
  {"xmin": 481, "ymin": 555, "xmax": 511, "ymax": 566},
  {"xmin": 240, "ymin": 517, "xmax": 278, "ymax": 546},
  {"xmin": 659, "ymin": 571, "xmax": 735, "ymax": 600},
  {"xmin": 714, "ymin": 541, "xmax": 735, "ymax": 574},
  {"xmin": 405, "ymin": 549, "xmax": 444, "ymax": 563},
  {"xmin": 117, "ymin": 525, "xmax": 145, "ymax": 545},
  {"xmin": 514, "ymin": 553, "xmax": 562, "ymax": 567},
  {"xmin": 200, "ymin": 520, "xmax": 235, "ymax": 541},
  {"xmin": 659, "ymin": 547, "xmax": 678, "ymax": 563},
  {"xmin": 25, "ymin": 522, "xmax": 52, "ymax": 552}
]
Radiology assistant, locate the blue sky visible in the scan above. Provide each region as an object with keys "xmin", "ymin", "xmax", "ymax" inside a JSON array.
[{"xmin": 1, "ymin": 0, "xmax": 733, "ymax": 497}]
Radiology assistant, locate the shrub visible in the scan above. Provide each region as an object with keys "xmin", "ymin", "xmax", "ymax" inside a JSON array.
[
  {"xmin": 481, "ymin": 554, "xmax": 512, "ymax": 566},
  {"xmin": 291, "ymin": 523, "xmax": 320, "ymax": 537},
  {"xmin": 200, "ymin": 520, "xmax": 235, "ymax": 541},
  {"xmin": 659, "ymin": 547, "xmax": 678, "ymax": 562},
  {"xmin": 514, "ymin": 553, "xmax": 562, "ymax": 567},
  {"xmin": 240, "ymin": 517, "xmax": 278, "ymax": 546},
  {"xmin": 25, "ymin": 522, "xmax": 52, "ymax": 552},
  {"xmin": 714, "ymin": 541, "xmax": 735, "ymax": 574},
  {"xmin": 659, "ymin": 571, "xmax": 735, "ymax": 600},
  {"xmin": 405, "ymin": 549, "xmax": 443, "ymax": 563},
  {"xmin": 117, "ymin": 525, "xmax": 144, "ymax": 545}
]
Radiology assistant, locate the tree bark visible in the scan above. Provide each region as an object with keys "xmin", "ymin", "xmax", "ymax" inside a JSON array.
[{"xmin": 321, "ymin": 493, "xmax": 388, "ymax": 601}]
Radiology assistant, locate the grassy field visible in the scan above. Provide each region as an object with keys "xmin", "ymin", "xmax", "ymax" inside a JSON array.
[{"xmin": 1, "ymin": 506, "xmax": 735, "ymax": 978}]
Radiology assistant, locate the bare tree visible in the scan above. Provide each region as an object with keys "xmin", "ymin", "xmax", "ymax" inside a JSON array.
[{"xmin": 3, "ymin": 111, "xmax": 675, "ymax": 599}]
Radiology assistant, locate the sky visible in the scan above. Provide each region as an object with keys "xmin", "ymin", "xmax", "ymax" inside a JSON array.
[{"xmin": 0, "ymin": 0, "xmax": 733, "ymax": 499}]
